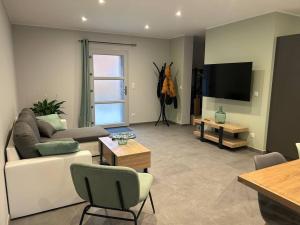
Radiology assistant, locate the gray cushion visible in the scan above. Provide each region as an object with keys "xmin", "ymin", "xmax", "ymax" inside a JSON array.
[
  {"xmin": 41, "ymin": 126, "xmax": 109, "ymax": 143},
  {"xmin": 40, "ymin": 137, "xmax": 74, "ymax": 143},
  {"xmin": 13, "ymin": 121, "xmax": 41, "ymax": 159},
  {"xmin": 37, "ymin": 120, "xmax": 56, "ymax": 138},
  {"xmin": 18, "ymin": 110, "xmax": 40, "ymax": 141},
  {"xmin": 21, "ymin": 108, "xmax": 36, "ymax": 118}
]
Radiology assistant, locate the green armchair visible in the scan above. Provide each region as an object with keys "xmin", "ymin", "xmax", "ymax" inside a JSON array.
[{"xmin": 70, "ymin": 163, "xmax": 155, "ymax": 225}]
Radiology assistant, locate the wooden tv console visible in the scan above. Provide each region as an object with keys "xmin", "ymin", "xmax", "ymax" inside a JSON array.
[{"xmin": 193, "ymin": 118, "xmax": 249, "ymax": 149}]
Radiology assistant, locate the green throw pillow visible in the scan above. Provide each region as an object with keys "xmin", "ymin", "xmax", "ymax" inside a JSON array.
[
  {"xmin": 35, "ymin": 140, "xmax": 79, "ymax": 156},
  {"xmin": 37, "ymin": 114, "xmax": 65, "ymax": 131}
]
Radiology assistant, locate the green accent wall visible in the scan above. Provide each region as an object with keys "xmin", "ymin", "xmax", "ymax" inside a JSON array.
[{"xmin": 203, "ymin": 12, "xmax": 300, "ymax": 151}]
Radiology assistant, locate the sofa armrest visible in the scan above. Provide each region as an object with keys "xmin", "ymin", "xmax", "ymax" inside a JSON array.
[
  {"xmin": 5, "ymin": 150, "xmax": 91, "ymax": 168},
  {"xmin": 5, "ymin": 150, "xmax": 92, "ymax": 218},
  {"xmin": 60, "ymin": 119, "xmax": 67, "ymax": 129}
]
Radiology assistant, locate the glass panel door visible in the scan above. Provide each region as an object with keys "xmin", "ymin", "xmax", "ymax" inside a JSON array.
[{"xmin": 91, "ymin": 53, "xmax": 128, "ymax": 127}]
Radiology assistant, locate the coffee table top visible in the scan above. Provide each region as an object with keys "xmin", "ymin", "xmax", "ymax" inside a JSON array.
[{"xmin": 99, "ymin": 137, "xmax": 151, "ymax": 157}]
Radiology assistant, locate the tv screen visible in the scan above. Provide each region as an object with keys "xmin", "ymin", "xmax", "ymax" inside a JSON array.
[{"xmin": 202, "ymin": 62, "xmax": 252, "ymax": 101}]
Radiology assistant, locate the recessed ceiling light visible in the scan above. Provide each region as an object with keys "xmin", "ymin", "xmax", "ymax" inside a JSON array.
[
  {"xmin": 144, "ymin": 24, "xmax": 150, "ymax": 30},
  {"xmin": 176, "ymin": 10, "xmax": 182, "ymax": 17},
  {"xmin": 99, "ymin": 0, "xmax": 106, "ymax": 4},
  {"xmin": 81, "ymin": 16, "xmax": 88, "ymax": 22}
]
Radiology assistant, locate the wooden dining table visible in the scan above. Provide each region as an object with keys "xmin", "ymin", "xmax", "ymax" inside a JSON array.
[{"xmin": 238, "ymin": 159, "xmax": 300, "ymax": 214}]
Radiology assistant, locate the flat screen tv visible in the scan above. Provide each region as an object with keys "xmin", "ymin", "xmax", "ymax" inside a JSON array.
[{"xmin": 202, "ymin": 62, "xmax": 252, "ymax": 101}]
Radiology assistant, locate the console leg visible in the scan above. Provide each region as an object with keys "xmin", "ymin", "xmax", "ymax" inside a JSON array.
[
  {"xmin": 200, "ymin": 121, "xmax": 205, "ymax": 142},
  {"xmin": 219, "ymin": 127, "xmax": 224, "ymax": 149}
]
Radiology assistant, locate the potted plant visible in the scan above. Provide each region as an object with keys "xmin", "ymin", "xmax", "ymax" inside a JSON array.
[{"xmin": 31, "ymin": 99, "xmax": 66, "ymax": 116}]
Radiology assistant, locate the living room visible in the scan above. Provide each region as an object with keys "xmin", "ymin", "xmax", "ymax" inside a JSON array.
[{"xmin": 2, "ymin": 1, "xmax": 300, "ymax": 225}]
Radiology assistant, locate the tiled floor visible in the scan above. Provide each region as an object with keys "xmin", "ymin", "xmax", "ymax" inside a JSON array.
[{"xmin": 10, "ymin": 123, "xmax": 264, "ymax": 225}]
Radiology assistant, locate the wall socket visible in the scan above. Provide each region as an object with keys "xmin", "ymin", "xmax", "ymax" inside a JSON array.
[
  {"xmin": 250, "ymin": 132, "xmax": 255, "ymax": 138},
  {"xmin": 131, "ymin": 113, "xmax": 136, "ymax": 117}
]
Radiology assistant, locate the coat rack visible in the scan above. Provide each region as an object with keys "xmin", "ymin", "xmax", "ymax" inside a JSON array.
[
  {"xmin": 153, "ymin": 62, "xmax": 176, "ymax": 126},
  {"xmin": 153, "ymin": 62, "xmax": 168, "ymax": 126}
]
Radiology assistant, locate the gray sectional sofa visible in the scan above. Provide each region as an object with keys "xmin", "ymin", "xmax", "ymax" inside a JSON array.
[
  {"xmin": 13, "ymin": 108, "xmax": 110, "ymax": 158},
  {"xmin": 5, "ymin": 108, "xmax": 111, "ymax": 218},
  {"xmin": 5, "ymin": 108, "xmax": 110, "ymax": 218}
]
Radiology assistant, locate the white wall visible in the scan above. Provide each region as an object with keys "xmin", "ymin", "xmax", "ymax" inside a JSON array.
[
  {"xmin": 181, "ymin": 36, "xmax": 194, "ymax": 124},
  {"xmin": 168, "ymin": 36, "xmax": 193, "ymax": 124},
  {"xmin": 0, "ymin": 1, "xmax": 18, "ymax": 224},
  {"xmin": 13, "ymin": 25, "xmax": 171, "ymax": 128}
]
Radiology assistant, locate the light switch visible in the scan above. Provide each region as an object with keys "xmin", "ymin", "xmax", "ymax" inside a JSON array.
[
  {"xmin": 132, "ymin": 82, "xmax": 135, "ymax": 89},
  {"xmin": 254, "ymin": 91, "xmax": 259, "ymax": 97}
]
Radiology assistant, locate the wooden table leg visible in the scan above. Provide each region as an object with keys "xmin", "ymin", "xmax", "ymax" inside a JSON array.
[
  {"xmin": 112, "ymin": 154, "xmax": 116, "ymax": 166},
  {"xmin": 99, "ymin": 142, "xmax": 103, "ymax": 165}
]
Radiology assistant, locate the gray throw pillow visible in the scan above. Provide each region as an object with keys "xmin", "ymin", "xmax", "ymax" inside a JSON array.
[
  {"xmin": 13, "ymin": 121, "xmax": 41, "ymax": 159},
  {"xmin": 18, "ymin": 110, "xmax": 41, "ymax": 140},
  {"xmin": 37, "ymin": 120, "xmax": 56, "ymax": 138}
]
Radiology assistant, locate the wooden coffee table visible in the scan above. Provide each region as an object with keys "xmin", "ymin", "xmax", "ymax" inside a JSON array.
[{"xmin": 98, "ymin": 137, "xmax": 151, "ymax": 172}]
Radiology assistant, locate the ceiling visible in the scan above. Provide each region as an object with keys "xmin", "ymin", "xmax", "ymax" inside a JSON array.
[{"xmin": 3, "ymin": 0, "xmax": 300, "ymax": 39}]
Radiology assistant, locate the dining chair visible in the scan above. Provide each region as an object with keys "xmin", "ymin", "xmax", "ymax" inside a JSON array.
[
  {"xmin": 70, "ymin": 163, "xmax": 155, "ymax": 225},
  {"xmin": 254, "ymin": 152, "xmax": 300, "ymax": 225}
]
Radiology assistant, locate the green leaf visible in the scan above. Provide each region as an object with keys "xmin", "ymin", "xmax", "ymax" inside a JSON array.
[{"xmin": 31, "ymin": 98, "xmax": 66, "ymax": 116}]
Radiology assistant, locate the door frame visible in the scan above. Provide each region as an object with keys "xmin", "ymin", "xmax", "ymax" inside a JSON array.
[{"xmin": 89, "ymin": 48, "xmax": 129, "ymax": 128}]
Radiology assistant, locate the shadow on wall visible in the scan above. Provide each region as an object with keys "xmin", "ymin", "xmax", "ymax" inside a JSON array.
[{"xmin": 204, "ymin": 69, "xmax": 265, "ymax": 116}]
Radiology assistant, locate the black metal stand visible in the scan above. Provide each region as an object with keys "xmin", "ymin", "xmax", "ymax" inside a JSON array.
[
  {"xmin": 200, "ymin": 123, "xmax": 224, "ymax": 149},
  {"xmin": 79, "ymin": 177, "xmax": 155, "ymax": 225},
  {"xmin": 200, "ymin": 122, "xmax": 205, "ymax": 142},
  {"xmin": 155, "ymin": 101, "xmax": 169, "ymax": 126},
  {"xmin": 218, "ymin": 127, "xmax": 224, "ymax": 149}
]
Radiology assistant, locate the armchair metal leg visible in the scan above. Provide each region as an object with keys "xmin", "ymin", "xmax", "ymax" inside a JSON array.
[
  {"xmin": 137, "ymin": 198, "xmax": 148, "ymax": 218},
  {"xmin": 128, "ymin": 210, "xmax": 138, "ymax": 225},
  {"xmin": 149, "ymin": 192, "xmax": 155, "ymax": 214},
  {"xmin": 79, "ymin": 205, "xmax": 91, "ymax": 225}
]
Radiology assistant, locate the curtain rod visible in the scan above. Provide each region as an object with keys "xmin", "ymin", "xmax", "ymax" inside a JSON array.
[{"xmin": 79, "ymin": 40, "xmax": 137, "ymax": 47}]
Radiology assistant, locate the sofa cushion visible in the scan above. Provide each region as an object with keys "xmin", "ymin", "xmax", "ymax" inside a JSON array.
[
  {"xmin": 13, "ymin": 121, "xmax": 41, "ymax": 159},
  {"xmin": 37, "ymin": 120, "xmax": 56, "ymax": 138},
  {"xmin": 36, "ymin": 140, "xmax": 80, "ymax": 156},
  {"xmin": 36, "ymin": 114, "xmax": 65, "ymax": 131},
  {"xmin": 18, "ymin": 109, "xmax": 40, "ymax": 141},
  {"xmin": 22, "ymin": 108, "xmax": 36, "ymax": 118},
  {"xmin": 39, "ymin": 137, "xmax": 74, "ymax": 143},
  {"xmin": 42, "ymin": 126, "xmax": 110, "ymax": 143}
]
